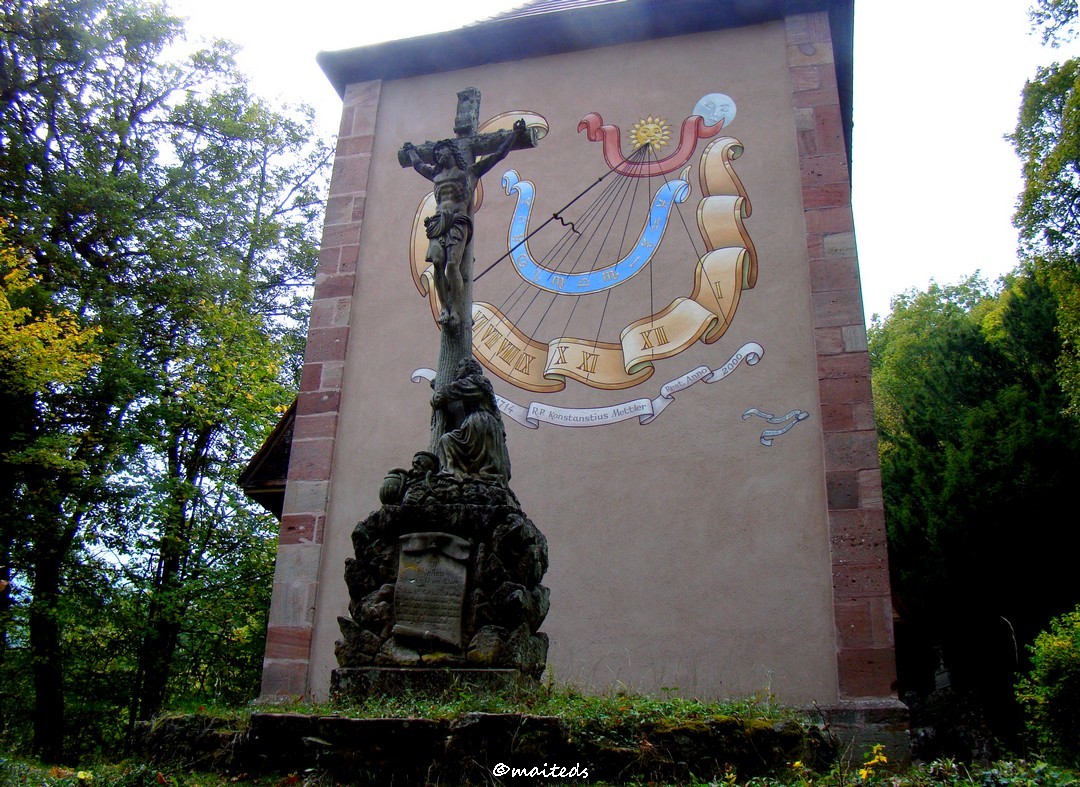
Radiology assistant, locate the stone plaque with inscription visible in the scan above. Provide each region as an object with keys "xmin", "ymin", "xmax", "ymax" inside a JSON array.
[{"xmin": 392, "ymin": 531, "xmax": 471, "ymax": 650}]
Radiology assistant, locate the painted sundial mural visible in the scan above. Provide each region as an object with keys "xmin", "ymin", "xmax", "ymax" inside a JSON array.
[{"xmin": 409, "ymin": 94, "xmax": 773, "ymax": 431}]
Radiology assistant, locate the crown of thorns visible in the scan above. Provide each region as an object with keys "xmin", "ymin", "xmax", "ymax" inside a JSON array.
[{"xmin": 432, "ymin": 139, "xmax": 466, "ymax": 170}]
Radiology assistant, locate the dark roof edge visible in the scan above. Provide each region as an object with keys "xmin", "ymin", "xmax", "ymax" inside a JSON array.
[{"xmin": 317, "ymin": 0, "xmax": 853, "ymax": 98}]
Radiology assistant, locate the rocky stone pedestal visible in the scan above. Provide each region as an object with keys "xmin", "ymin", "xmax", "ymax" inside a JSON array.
[{"xmin": 334, "ymin": 488, "xmax": 550, "ymax": 684}]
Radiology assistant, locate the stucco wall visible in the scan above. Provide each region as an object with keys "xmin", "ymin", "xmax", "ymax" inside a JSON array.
[{"xmin": 262, "ymin": 11, "xmax": 895, "ymax": 705}]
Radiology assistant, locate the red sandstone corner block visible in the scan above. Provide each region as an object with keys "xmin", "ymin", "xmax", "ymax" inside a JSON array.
[
  {"xmin": 826, "ymin": 469, "xmax": 859, "ymax": 509},
  {"xmin": 819, "ymin": 402, "xmax": 856, "ymax": 432},
  {"xmin": 858, "ymin": 468, "xmax": 884, "ymax": 509},
  {"xmin": 833, "ymin": 599, "xmax": 876, "ymax": 649},
  {"xmin": 787, "ymin": 43, "xmax": 834, "ymax": 68},
  {"xmin": 279, "ymin": 513, "xmax": 323, "ymax": 546},
  {"xmin": 312, "ymin": 272, "xmax": 356, "ymax": 300},
  {"xmin": 308, "ymin": 296, "xmax": 352, "ymax": 330},
  {"xmin": 286, "ymin": 437, "xmax": 335, "ymax": 481},
  {"xmin": 800, "ymin": 153, "xmax": 849, "ymax": 188},
  {"xmin": 808, "ymin": 257, "xmax": 860, "ymax": 293},
  {"xmin": 317, "ymin": 245, "xmax": 343, "ymax": 272},
  {"xmin": 265, "ymin": 625, "xmax": 314, "ymax": 661},
  {"xmin": 786, "ymin": 12, "xmax": 832, "ymax": 45},
  {"xmin": 301, "ymin": 327, "xmax": 349, "ymax": 365},
  {"xmin": 342, "ymin": 83, "xmax": 381, "ymax": 136},
  {"xmin": 829, "ymin": 527, "xmax": 889, "ymax": 568},
  {"xmin": 329, "ymin": 157, "xmax": 375, "ymax": 195},
  {"xmin": 297, "ymin": 389, "xmax": 342, "ymax": 416},
  {"xmin": 814, "ymin": 109, "xmax": 846, "ymax": 153},
  {"xmin": 818, "ymin": 374, "xmax": 872, "ymax": 405},
  {"xmin": 804, "ymin": 206, "xmax": 854, "ymax": 235},
  {"xmin": 842, "ymin": 401, "xmax": 876, "ymax": 431},
  {"xmin": 835, "ymin": 598, "xmax": 896, "ymax": 652},
  {"xmin": 829, "ymin": 508, "xmax": 888, "ymax": 541},
  {"xmin": 337, "ymin": 105, "xmax": 357, "ymax": 139},
  {"xmin": 299, "ymin": 362, "xmax": 323, "ymax": 392},
  {"xmin": 802, "ymin": 182, "xmax": 851, "ymax": 212},
  {"xmin": 338, "ymin": 245, "xmax": 360, "ymax": 274},
  {"xmin": 837, "ymin": 648, "xmax": 898, "ymax": 698},
  {"xmin": 336, "ymin": 134, "xmax": 375, "ymax": 157},
  {"xmin": 789, "ymin": 65, "xmax": 824, "ymax": 92},
  {"xmin": 815, "ymin": 326, "xmax": 846, "ymax": 355},
  {"xmin": 321, "ymin": 221, "xmax": 364, "ymax": 251},
  {"xmin": 260, "ymin": 660, "xmax": 309, "ymax": 699},
  {"xmin": 818, "ymin": 351, "xmax": 872, "ymax": 381},
  {"xmin": 323, "ymin": 195, "xmax": 354, "ymax": 226},
  {"xmin": 812, "ymin": 290, "xmax": 865, "ymax": 328},
  {"xmin": 294, "ymin": 412, "xmax": 339, "ymax": 440},
  {"xmin": 833, "ymin": 562, "xmax": 892, "ymax": 599},
  {"xmin": 841, "ymin": 324, "xmax": 868, "ymax": 352},
  {"xmin": 794, "ymin": 86, "xmax": 842, "ymax": 110},
  {"xmin": 823, "ymin": 430, "xmax": 880, "ymax": 472}
]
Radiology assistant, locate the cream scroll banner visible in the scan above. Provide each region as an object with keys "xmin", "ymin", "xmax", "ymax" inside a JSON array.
[{"xmin": 413, "ymin": 341, "xmax": 763, "ymax": 429}]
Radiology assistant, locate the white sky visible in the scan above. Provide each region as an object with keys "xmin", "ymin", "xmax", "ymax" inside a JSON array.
[{"xmin": 169, "ymin": 0, "xmax": 1080, "ymax": 322}]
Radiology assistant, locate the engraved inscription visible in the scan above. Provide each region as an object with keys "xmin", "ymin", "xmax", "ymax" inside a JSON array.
[{"xmin": 393, "ymin": 532, "xmax": 471, "ymax": 650}]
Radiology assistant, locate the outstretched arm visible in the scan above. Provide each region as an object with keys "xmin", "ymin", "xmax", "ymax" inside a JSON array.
[
  {"xmin": 471, "ymin": 119, "xmax": 528, "ymax": 179},
  {"xmin": 403, "ymin": 142, "xmax": 437, "ymax": 181}
]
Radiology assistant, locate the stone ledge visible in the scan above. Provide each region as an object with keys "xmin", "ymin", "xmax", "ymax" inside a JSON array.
[
  {"xmin": 135, "ymin": 709, "xmax": 841, "ymax": 784},
  {"xmin": 331, "ymin": 666, "xmax": 535, "ymax": 699},
  {"xmin": 817, "ymin": 697, "xmax": 910, "ymax": 767}
]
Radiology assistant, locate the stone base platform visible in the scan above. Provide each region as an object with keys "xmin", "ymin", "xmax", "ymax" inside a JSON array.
[
  {"xmin": 331, "ymin": 666, "xmax": 535, "ymax": 700},
  {"xmin": 135, "ymin": 708, "xmax": 838, "ymax": 784},
  {"xmin": 819, "ymin": 698, "xmax": 910, "ymax": 766}
]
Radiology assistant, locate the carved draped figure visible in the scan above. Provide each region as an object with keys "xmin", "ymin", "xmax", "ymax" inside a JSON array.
[{"xmin": 433, "ymin": 359, "xmax": 511, "ymax": 483}]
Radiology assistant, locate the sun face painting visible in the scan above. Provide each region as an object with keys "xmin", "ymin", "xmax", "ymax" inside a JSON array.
[{"xmin": 627, "ymin": 116, "xmax": 672, "ymax": 151}]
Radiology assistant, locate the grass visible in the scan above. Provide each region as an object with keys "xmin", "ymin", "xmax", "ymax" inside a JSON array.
[{"xmin": 5, "ymin": 686, "xmax": 1079, "ymax": 786}]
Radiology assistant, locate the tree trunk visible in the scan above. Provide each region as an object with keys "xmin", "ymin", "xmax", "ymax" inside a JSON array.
[
  {"xmin": 131, "ymin": 523, "xmax": 186, "ymax": 722},
  {"xmin": 30, "ymin": 543, "xmax": 66, "ymax": 762}
]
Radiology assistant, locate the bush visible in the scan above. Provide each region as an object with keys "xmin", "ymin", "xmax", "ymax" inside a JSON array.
[{"xmin": 1017, "ymin": 605, "xmax": 1080, "ymax": 765}]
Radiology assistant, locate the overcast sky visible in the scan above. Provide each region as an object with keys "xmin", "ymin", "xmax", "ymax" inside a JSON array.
[{"xmin": 170, "ymin": 0, "xmax": 1080, "ymax": 322}]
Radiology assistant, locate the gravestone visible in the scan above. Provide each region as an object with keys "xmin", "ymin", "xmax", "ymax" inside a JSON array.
[{"xmin": 393, "ymin": 531, "xmax": 470, "ymax": 649}]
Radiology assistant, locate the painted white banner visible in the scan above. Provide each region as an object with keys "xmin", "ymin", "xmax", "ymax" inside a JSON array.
[{"xmin": 412, "ymin": 342, "xmax": 763, "ymax": 430}]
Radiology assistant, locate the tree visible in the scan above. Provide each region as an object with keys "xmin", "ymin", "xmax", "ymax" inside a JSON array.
[
  {"xmin": 1030, "ymin": 0, "xmax": 1079, "ymax": 45},
  {"xmin": 1013, "ymin": 3, "xmax": 1080, "ymax": 415},
  {"xmin": 871, "ymin": 273, "xmax": 1080, "ymax": 740},
  {"xmin": 0, "ymin": 0, "xmax": 329, "ymax": 759}
]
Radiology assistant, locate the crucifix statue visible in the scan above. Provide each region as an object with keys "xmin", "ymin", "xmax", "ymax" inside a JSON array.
[{"xmin": 399, "ymin": 88, "xmax": 539, "ymax": 454}]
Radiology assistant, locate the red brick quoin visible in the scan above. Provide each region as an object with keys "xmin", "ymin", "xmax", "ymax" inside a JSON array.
[
  {"xmin": 260, "ymin": 80, "xmax": 383, "ymax": 699},
  {"xmin": 786, "ymin": 12, "xmax": 897, "ymax": 700}
]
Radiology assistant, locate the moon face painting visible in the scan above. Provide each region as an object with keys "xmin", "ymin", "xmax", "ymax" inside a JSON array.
[{"xmin": 693, "ymin": 93, "xmax": 737, "ymax": 127}]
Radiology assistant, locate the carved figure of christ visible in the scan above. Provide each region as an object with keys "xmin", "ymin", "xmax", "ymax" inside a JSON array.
[{"xmin": 398, "ymin": 88, "xmax": 539, "ymax": 447}]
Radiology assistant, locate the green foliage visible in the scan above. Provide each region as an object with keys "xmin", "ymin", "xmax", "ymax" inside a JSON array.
[
  {"xmin": 870, "ymin": 272, "xmax": 1080, "ymax": 735},
  {"xmin": 1031, "ymin": 0, "xmax": 1079, "ymax": 45},
  {"xmin": 1013, "ymin": 58, "xmax": 1080, "ymax": 263},
  {"xmin": 1017, "ymin": 605, "xmax": 1080, "ymax": 765},
  {"xmin": 1011, "ymin": 1, "xmax": 1080, "ymax": 418},
  {"xmin": 0, "ymin": 0, "xmax": 330, "ymax": 760},
  {"xmin": 0, "ymin": 222, "xmax": 101, "ymax": 393}
]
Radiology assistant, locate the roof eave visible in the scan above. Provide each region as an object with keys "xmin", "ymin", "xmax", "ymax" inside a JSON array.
[{"xmin": 317, "ymin": 0, "xmax": 852, "ymax": 96}]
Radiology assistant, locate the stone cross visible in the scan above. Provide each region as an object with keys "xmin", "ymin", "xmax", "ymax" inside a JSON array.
[{"xmin": 399, "ymin": 88, "xmax": 539, "ymax": 447}]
